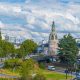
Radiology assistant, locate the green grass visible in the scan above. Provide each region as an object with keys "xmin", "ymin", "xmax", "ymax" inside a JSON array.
[
  {"xmin": 46, "ymin": 73, "xmax": 71, "ymax": 80},
  {"xmin": 42, "ymin": 70, "xmax": 74, "ymax": 80},
  {"xmin": 0, "ymin": 79, "xmax": 8, "ymax": 80}
]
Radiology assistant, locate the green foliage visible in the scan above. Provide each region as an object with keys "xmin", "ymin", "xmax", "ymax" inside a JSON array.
[
  {"xmin": 15, "ymin": 48, "xmax": 21, "ymax": 58},
  {"xmin": 20, "ymin": 39, "xmax": 37, "ymax": 57},
  {"xmin": 20, "ymin": 59, "xmax": 35, "ymax": 80},
  {"xmin": 0, "ymin": 46, "xmax": 4, "ymax": 57},
  {"xmin": 0, "ymin": 40, "xmax": 5, "ymax": 57},
  {"xmin": 0, "ymin": 29, "xmax": 2, "ymax": 40},
  {"xmin": 6, "ymin": 39, "xmax": 37, "ymax": 59},
  {"xmin": 0, "ymin": 40, "xmax": 15, "ymax": 57},
  {"xmin": 4, "ymin": 59, "xmax": 22, "ymax": 69},
  {"xmin": 20, "ymin": 59, "xmax": 46, "ymax": 80},
  {"xmin": 39, "ymin": 63, "xmax": 45, "ymax": 69},
  {"xmin": 33, "ymin": 74, "xmax": 46, "ymax": 80},
  {"xmin": 58, "ymin": 34, "xmax": 78, "ymax": 66}
]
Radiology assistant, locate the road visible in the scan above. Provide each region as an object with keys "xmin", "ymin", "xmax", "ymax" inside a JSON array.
[
  {"xmin": 0, "ymin": 62, "xmax": 18, "ymax": 79},
  {"xmin": 55, "ymin": 67, "xmax": 76, "ymax": 76},
  {"xmin": 0, "ymin": 62, "xmax": 4, "ymax": 68},
  {"xmin": 0, "ymin": 73, "xmax": 18, "ymax": 78}
]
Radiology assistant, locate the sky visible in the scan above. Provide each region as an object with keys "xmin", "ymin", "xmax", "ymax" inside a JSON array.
[{"xmin": 0, "ymin": 0, "xmax": 80, "ymax": 42}]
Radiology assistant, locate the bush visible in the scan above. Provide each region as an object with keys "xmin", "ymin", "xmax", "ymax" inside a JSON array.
[
  {"xmin": 4, "ymin": 59, "xmax": 22, "ymax": 69},
  {"xmin": 21, "ymin": 75, "xmax": 32, "ymax": 80},
  {"xmin": 33, "ymin": 74, "xmax": 46, "ymax": 80},
  {"xmin": 39, "ymin": 63, "xmax": 45, "ymax": 69},
  {"xmin": 20, "ymin": 59, "xmax": 35, "ymax": 80}
]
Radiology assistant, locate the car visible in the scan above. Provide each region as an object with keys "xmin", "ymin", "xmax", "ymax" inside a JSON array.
[{"xmin": 48, "ymin": 65, "xmax": 55, "ymax": 71}]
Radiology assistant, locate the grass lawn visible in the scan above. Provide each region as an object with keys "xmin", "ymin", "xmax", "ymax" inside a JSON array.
[
  {"xmin": 0, "ymin": 78, "xmax": 8, "ymax": 80},
  {"xmin": 43, "ymin": 70, "xmax": 74, "ymax": 80}
]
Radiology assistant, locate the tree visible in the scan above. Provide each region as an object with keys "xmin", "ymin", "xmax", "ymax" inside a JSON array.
[
  {"xmin": 4, "ymin": 58, "xmax": 22, "ymax": 69},
  {"xmin": 20, "ymin": 39, "xmax": 37, "ymax": 58},
  {"xmin": 15, "ymin": 48, "xmax": 22, "ymax": 58},
  {"xmin": 0, "ymin": 40, "xmax": 6, "ymax": 57},
  {"xmin": 58, "ymin": 34, "xmax": 79, "ymax": 79},
  {"xmin": 0, "ymin": 40, "xmax": 15, "ymax": 58},
  {"xmin": 0, "ymin": 28, "xmax": 2, "ymax": 40},
  {"xmin": 0, "ymin": 46, "xmax": 4, "ymax": 61},
  {"xmin": 3, "ymin": 41, "xmax": 15, "ymax": 57},
  {"xmin": 58, "ymin": 34, "xmax": 78, "ymax": 66},
  {"xmin": 20, "ymin": 59, "xmax": 35, "ymax": 80}
]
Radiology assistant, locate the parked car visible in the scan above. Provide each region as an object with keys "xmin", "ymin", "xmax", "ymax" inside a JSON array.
[
  {"xmin": 48, "ymin": 66, "xmax": 55, "ymax": 71},
  {"xmin": 73, "ymin": 78, "xmax": 80, "ymax": 80}
]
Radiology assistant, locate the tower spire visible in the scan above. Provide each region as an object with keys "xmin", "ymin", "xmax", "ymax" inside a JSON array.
[
  {"xmin": 48, "ymin": 21, "xmax": 58, "ymax": 56},
  {"xmin": 52, "ymin": 21, "xmax": 55, "ymax": 32}
]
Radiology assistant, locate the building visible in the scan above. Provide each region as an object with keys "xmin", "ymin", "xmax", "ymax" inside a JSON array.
[
  {"xmin": 37, "ymin": 22, "xmax": 80, "ymax": 56},
  {"xmin": 48, "ymin": 21, "xmax": 58, "ymax": 56},
  {"xmin": 0, "ymin": 28, "xmax": 23, "ymax": 49},
  {"xmin": 37, "ymin": 21, "xmax": 58, "ymax": 56},
  {"xmin": 5, "ymin": 35, "xmax": 9, "ymax": 41},
  {"xmin": 4, "ymin": 35, "xmax": 21, "ymax": 49}
]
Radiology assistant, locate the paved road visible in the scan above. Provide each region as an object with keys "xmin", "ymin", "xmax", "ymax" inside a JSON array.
[
  {"xmin": 0, "ymin": 62, "xmax": 4, "ymax": 68},
  {"xmin": 54, "ymin": 67, "xmax": 76, "ymax": 76},
  {"xmin": 0, "ymin": 73, "xmax": 18, "ymax": 78},
  {"xmin": 0, "ymin": 62, "xmax": 18, "ymax": 79}
]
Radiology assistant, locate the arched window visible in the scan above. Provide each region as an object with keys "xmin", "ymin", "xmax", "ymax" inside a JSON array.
[{"xmin": 51, "ymin": 35, "xmax": 54, "ymax": 40}]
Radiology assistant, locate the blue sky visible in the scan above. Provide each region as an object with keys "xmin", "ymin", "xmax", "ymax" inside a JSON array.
[{"xmin": 0, "ymin": 0, "xmax": 80, "ymax": 42}]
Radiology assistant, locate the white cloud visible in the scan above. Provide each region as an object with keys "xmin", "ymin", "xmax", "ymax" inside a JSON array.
[
  {"xmin": 0, "ymin": 0, "xmax": 80, "ymax": 41},
  {"xmin": 26, "ymin": 15, "xmax": 35, "ymax": 24},
  {"xmin": 0, "ymin": 3, "xmax": 23, "ymax": 18},
  {"xmin": 0, "ymin": 21, "xmax": 5, "ymax": 28}
]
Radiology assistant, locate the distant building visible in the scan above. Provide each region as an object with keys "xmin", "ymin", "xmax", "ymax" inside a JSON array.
[
  {"xmin": 5, "ymin": 35, "xmax": 9, "ymax": 41},
  {"xmin": 37, "ymin": 21, "xmax": 58, "ymax": 56},
  {"xmin": 37, "ymin": 42, "xmax": 48, "ymax": 55},
  {"xmin": 48, "ymin": 21, "xmax": 58, "ymax": 56},
  {"xmin": 4, "ymin": 35, "xmax": 21, "ymax": 49}
]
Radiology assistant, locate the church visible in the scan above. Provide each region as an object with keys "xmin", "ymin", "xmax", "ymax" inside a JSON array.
[{"xmin": 37, "ymin": 21, "xmax": 58, "ymax": 56}]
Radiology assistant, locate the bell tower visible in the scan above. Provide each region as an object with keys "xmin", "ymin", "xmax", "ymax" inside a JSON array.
[{"xmin": 48, "ymin": 21, "xmax": 58, "ymax": 56}]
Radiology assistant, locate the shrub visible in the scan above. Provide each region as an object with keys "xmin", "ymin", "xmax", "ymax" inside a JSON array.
[
  {"xmin": 20, "ymin": 59, "xmax": 35, "ymax": 80},
  {"xmin": 33, "ymin": 74, "xmax": 46, "ymax": 80},
  {"xmin": 4, "ymin": 59, "xmax": 22, "ymax": 69},
  {"xmin": 39, "ymin": 62, "xmax": 45, "ymax": 69}
]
